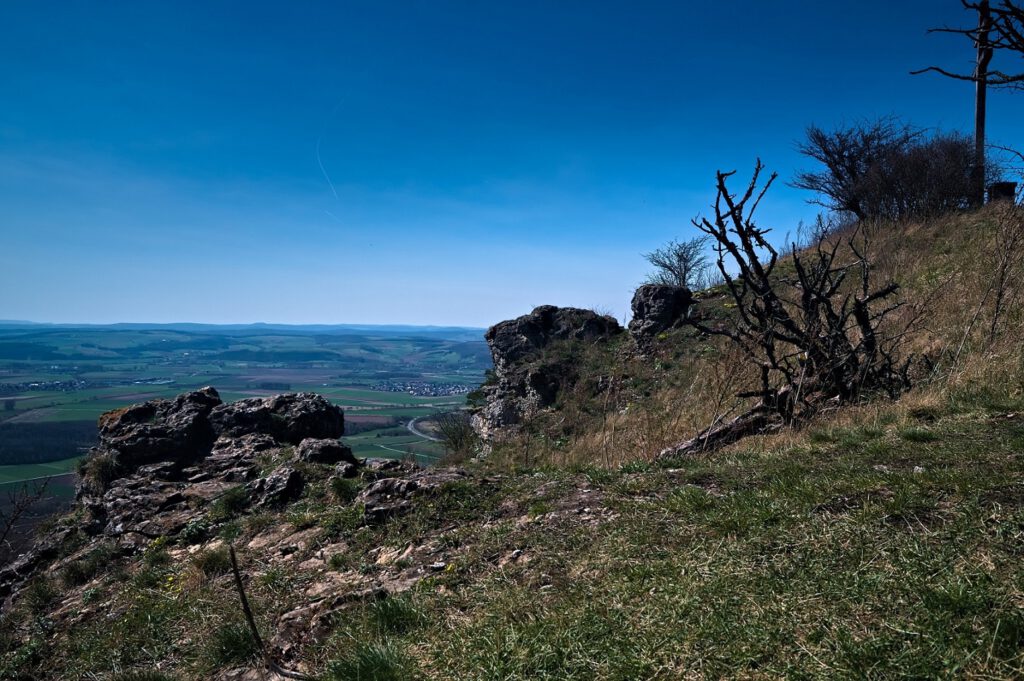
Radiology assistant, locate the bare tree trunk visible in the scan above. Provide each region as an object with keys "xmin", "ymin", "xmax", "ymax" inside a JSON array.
[{"xmin": 975, "ymin": 0, "xmax": 993, "ymax": 206}]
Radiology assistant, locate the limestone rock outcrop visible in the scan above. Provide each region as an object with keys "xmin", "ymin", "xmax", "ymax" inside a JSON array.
[
  {"xmin": 97, "ymin": 386, "xmax": 223, "ymax": 469},
  {"xmin": 628, "ymin": 284, "xmax": 694, "ymax": 349},
  {"xmin": 0, "ymin": 389, "xmax": 350, "ymax": 598},
  {"xmin": 472, "ymin": 305, "xmax": 623, "ymax": 441},
  {"xmin": 209, "ymin": 392, "xmax": 344, "ymax": 444}
]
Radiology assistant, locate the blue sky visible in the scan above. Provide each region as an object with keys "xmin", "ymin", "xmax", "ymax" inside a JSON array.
[{"xmin": 2, "ymin": 1, "xmax": 1021, "ymax": 327}]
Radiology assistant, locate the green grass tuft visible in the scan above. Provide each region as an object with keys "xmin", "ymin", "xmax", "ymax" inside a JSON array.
[
  {"xmin": 208, "ymin": 486, "xmax": 249, "ymax": 522},
  {"xmin": 369, "ymin": 596, "xmax": 426, "ymax": 636},
  {"xmin": 191, "ymin": 545, "xmax": 232, "ymax": 578},
  {"xmin": 201, "ymin": 621, "xmax": 260, "ymax": 669},
  {"xmin": 326, "ymin": 642, "xmax": 413, "ymax": 681}
]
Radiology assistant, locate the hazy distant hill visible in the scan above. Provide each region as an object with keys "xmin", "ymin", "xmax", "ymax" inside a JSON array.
[{"xmin": 0, "ymin": 321, "xmax": 485, "ymax": 343}]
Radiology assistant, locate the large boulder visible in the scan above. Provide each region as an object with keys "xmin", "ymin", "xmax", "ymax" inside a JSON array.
[
  {"xmin": 4, "ymin": 388, "xmax": 362, "ymax": 602},
  {"xmin": 96, "ymin": 386, "xmax": 223, "ymax": 469},
  {"xmin": 486, "ymin": 305, "xmax": 622, "ymax": 374},
  {"xmin": 209, "ymin": 393, "xmax": 344, "ymax": 444},
  {"xmin": 473, "ymin": 306, "xmax": 623, "ymax": 441},
  {"xmin": 628, "ymin": 284, "xmax": 694, "ymax": 347},
  {"xmin": 79, "ymin": 392, "xmax": 348, "ymax": 540}
]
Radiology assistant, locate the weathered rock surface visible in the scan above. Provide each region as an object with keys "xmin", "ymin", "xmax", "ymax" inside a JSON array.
[
  {"xmin": 209, "ymin": 393, "xmax": 344, "ymax": 444},
  {"xmin": 1, "ymin": 390, "xmax": 350, "ymax": 600},
  {"xmin": 358, "ymin": 468, "xmax": 470, "ymax": 523},
  {"xmin": 485, "ymin": 305, "xmax": 622, "ymax": 375},
  {"xmin": 97, "ymin": 386, "xmax": 223, "ymax": 470},
  {"xmin": 248, "ymin": 466, "xmax": 305, "ymax": 507},
  {"xmin": 472, "ymin": 306, "xmax": 623, "ymax": 442},
  {"xmin": 628, "ymin": 284, "xmax": 694, "ymax": 348},
  {"xmin": 297, "ymin": 437, "xmax": 357, "ymax": 465}
]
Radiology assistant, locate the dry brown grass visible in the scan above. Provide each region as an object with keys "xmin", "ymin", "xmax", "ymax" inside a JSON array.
[{"xmin": 491, "ymin": 204, "xmax": 1024, "ymax": 470}]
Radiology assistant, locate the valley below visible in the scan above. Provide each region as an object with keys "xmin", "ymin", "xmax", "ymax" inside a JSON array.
[{"xmin": 0, "ymin": 322, "xmax": 490, "ymax": 546}]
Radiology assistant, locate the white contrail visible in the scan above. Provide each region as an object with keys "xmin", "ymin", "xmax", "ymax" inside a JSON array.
[{"xmin": 315, "ymin": 135, "xmax": 339, "ymax": 199}]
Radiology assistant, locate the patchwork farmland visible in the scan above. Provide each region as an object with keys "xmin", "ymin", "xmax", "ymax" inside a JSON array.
[{"xmin": 0, "ymin": 323, "xmax": 491, "ymax": 491}]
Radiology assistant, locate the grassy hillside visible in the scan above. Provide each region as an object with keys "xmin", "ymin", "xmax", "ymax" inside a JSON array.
[
  {"xmin": 3, "ymin": 207, "xmax": 1024, "ymax": 679},
  {"xmin": 483, "ymin": 204, "xmax": 1024, "ymax": 470}
]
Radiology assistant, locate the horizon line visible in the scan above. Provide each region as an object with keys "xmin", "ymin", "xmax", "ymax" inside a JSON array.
[{"xmin": 0, "ymin": 319, "xmax": 489, "ymax": 331}]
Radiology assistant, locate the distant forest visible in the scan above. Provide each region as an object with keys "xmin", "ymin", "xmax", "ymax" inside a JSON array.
[{"xmin": 0, "ymin": 421, "xmax": 96, "ymax": 465}]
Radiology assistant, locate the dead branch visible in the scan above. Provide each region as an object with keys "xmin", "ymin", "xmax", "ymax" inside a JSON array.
[
  {"xmin": 660, "ymin": 162, "xmax": 910, "ymax": 460},
  {"xmin": 0, "ymin": 478, "xmax": 50, "ymax": 565}
]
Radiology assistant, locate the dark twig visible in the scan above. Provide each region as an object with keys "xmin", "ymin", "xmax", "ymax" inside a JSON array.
[{"xmin": 229, "ymin": 543, "xmax": 314, "ymax": 681}]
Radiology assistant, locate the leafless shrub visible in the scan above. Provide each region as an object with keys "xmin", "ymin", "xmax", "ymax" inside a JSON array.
[
  {"xmin": 661, "ymin": 161, "xmax": 912, "ymax": 458},
  {"xmin": 643, "ymin": 236, "xmax": 712, "ymax": 289},
  {"xmin": 989, "ymin": 204, "xmax": 1024, "ymax": 343},
  {"xmin": 0, "ymin": 479, "xmax": 49, "ymax": 565},
  {"xmin": 793, "ymin": 119, "xmax": 998, "ymax": 221},
  {"xmin": 435, "ymin": 410, "xmax": 477, "ymax": 462}
]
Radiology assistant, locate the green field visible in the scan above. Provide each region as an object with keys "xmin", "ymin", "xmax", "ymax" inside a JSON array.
[
  {"xmin": 345, "ymin": 431, "xmax": 445, "ymax": 464},
  {"xmin": 0, "ymin": 456, "xmax": 80, "ymax": 484},
  {"xmin": 0, "ymin": 324, "xmax": 490, "ymax": 484}
]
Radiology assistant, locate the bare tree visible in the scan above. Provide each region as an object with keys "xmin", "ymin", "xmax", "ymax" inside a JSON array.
[
  {"xmin": 643, "ymin": 236, "xmax": 711, "ymax": 288},
  {"xmin": 0, "ymin": 479, "xmax": 49, "ymax": 565},
  {"xmin": 660, "ymin": 162, "xmax": 910, "ymax": 458},
  {"xmin": 912, "ymin": 1, "xmax": 1024, "ymax": 205},
  {"xmin": 791, "ymin": 119, "xmax": 920, "ymax": 220},
  {"xmin": 434, "ymin": 410, "xmax": 477, "ymax": 461},
  {"xmin": 793, "ymin": 121, "xmax": 993, "ymax": 221}
]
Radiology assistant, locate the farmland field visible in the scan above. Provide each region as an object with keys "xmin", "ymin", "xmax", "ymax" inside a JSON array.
[{"xmin": 0, "ymin": 322, "xmax": 490, "ymax": 488}]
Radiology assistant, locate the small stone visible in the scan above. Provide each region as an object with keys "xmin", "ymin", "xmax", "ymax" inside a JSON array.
[
  {"xmin": 250, "ymin": 466, "xmax": 304, "ymax": 507},
  {"xmin": 334, "ymin": 462, "xmax": 359, "ymax": 479},
  {"xmin": 297, "ymin": 438, "xmax": 358, "ymax": 466}
]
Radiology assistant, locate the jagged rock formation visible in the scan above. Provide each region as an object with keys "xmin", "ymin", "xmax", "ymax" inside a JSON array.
[
  {"xmin": 628, "ymin": 284, "xmax": 694, "ymax": 349},
  {"xmin": 472, "ymin": 305, "xmax": 623, "ymax": 441},
  {"xmin": 96, "ymin": 386, "xmax": 222, "ymax": 468},
  {"xmin": 0, "ymin": 388, "xmax": 348, "ymax": 598},
  {"xmin": 209, "ymin": 393, "xmax": 345, "ymax": 443},
  {"xmin": 0, "ymin": 384, "xmax": 646, "ymax": 678}
]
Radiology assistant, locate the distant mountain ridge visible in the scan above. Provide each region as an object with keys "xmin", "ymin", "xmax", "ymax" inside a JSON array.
[{"xmin": 0, "ymin": 321, "xmax": 485, "ymax": 342}]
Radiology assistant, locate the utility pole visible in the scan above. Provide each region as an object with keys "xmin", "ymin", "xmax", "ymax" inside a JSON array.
[{"xmin": 974, "ymin": 0, "xmax": 994, "ymax": 206}]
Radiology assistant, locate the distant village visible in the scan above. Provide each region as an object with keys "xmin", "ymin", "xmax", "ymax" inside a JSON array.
[
  {"xmin": 0, "ymin": 377, "xmax": 174, "ymax": 396},
  {"xmin": 369, "ymin": 380, "xmax": 473, "ymax": 397}
]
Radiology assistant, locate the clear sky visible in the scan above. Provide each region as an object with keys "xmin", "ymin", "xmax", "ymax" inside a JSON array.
[{"xmin": 2, "ymin": 1, "xmax": 1021, "ymax": 327}]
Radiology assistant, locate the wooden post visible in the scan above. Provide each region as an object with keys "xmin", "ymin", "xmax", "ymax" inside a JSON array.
[{"xmin": 975, "ymin": 0, "xmax": 993, "ymax": 206}]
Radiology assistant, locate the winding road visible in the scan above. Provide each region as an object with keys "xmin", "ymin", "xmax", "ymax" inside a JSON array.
[{"xmin": 406, "ymin": 416, "xmax": 442, "ymax": 442}]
